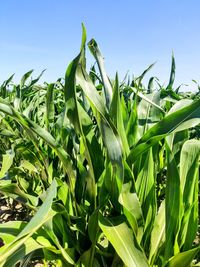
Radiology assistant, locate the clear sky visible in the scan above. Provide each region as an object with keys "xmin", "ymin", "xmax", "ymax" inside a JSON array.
[{"xmin": 1, "ymin": 0, "xmax": 200, "ymax": 91}]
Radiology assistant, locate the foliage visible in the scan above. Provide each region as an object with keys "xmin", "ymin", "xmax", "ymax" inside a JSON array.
[{"xmin": 0, "ymin": 25, "xmax": 200, "ymax": 266}]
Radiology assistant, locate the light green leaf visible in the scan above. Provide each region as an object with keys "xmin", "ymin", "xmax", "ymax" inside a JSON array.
[
  {"xmin": 165, "ymin": 143, "xmax": 182, "ymax": 261},
  {"xmin": 0, "ymin": 180, "xmax": 57, "ymax": 265},
  {"xmin": 136, "ymin": 149, "xmax": 156, "ymax": 247},
  {"xmin": 179, "ymin": 140, "xmax": 200, "ymax": 250},
  {"xmin": 110, "ymin": 73, "xmax": 130, "ymax": 157},
  {"xmin": 76, "ymin": 36, "xmax": 124, "ymax": 195},
  {"xmin": 149, "ymin": 200, "xmax": 165, "ymax": 264},
  {"xmin": 99, "ymin": 215, "xmax": 149, "ymax": 267},
  {"xmin": 20, "ymin": 160, "xmax": 38, "ymax": 173},
  {"xmin": 128, "ymin": 98, "xmax": 200, "ymax": 163},
  {"xmin": 0, "ymin": 153, "xmax": 14, "ymax": 179},
  {"xmin": 119, "ymin": 182, "xmax": 144, "ymax": 239},
  {"xmin": 166, "ymin": 247, "xmax": 200, "ymax": 267},
  {"xmin": 0, "ymin": 237, "xmax": 43, "ymax": 267}
]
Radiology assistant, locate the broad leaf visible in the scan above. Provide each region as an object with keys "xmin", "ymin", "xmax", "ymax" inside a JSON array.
[{"xmin": 99, "ymin": 215, "xmax": 149, "ymax": 267}]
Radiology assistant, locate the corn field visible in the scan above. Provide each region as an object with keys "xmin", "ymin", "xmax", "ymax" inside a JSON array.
[{"xmin": 0, "ymin": 25, "xmax": 200, "ymax": 267}]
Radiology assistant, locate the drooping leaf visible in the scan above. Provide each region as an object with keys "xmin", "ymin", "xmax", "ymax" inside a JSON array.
[
  {"xmin": 20, "ymin": 70, "xmax": 34, "ymax": 89},
  {"xmin": 0, "ymin": 237, "xmax": 44, "ymax": 267},
  {"xmin": 128, "ymin": 98, "xmax": 200, "ymax": 164},
  {"xmin": 88, "ymin": 38, "xmax": 113, "ymax": 109},
  {"xmin": 0, "ymin": 180, "xmax": 57, "ymax": 265},
  {"xmin": 136, "ymin": 62, "xmax": 155, "ymax": 88}
]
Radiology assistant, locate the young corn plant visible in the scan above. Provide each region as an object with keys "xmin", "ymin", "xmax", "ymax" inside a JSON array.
[{"xmin": 0, "ymin": 25, "xmax": 200, "ymax": 266}]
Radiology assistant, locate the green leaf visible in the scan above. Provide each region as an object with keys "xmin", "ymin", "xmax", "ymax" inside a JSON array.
[
  {"xmin": 131, "ymin": 87, "xmax": 164, "ymax": 114},
  {"xmin": 0, "ymin": 97, "xmax": 76, "ymax": 195},
  {"xmin": 0, "ymin": 182, "xmax": 38, "ymax": 207},
  {"xmin": 118, "ymin": 182, "xmax": 144, "ymax": 239},
  {"xmin": 20, "ymin": 70, "xmax": 34, "ymax": 88},
  {"xmin": 136, "ymin": 148, "xmax": 156, "ymax": 247},
  {"xmin": 149, "ymin": 200, "xmax": 165, "ymax": 264},
  {"xmin": 165, "ymin": 143, "xmax": 182, "ymax": 261},
  {"xmin": 88, "ymin": 209, "xmax": 99, "ymax": 244},
  {"xmin": 147, "ymin": 77, "xmax": 157, "ymax": 94},
  {"xmin": 29, "ymin": 69, "xmax": 45, "ymax": 86},
  {"xmin": 43, "ymin": 219, "xmax": 75, "ymax": 265},
  {"xmin": 0, "ymin": 180, "xmax": 57, "ymax": 265},
  {"xmin": 166, "ymin": 247, "xmax": 200, "ymax": 267},
  {"xmin": 0, "ymin": 221, "xmax": 26, "ymax": 245},
  {"xmin": 137, "ymin": 91, "xmax": 163, "ymax": 142},
  {"xmin": 126, "ymin": 96, "xmax": 139, "ymax": 147},
  {"xmin": 136, "ymin": 63, "xmax": 155, "ymax": 88},
  {"xmin": 76, "ymin": 36, "xmax": 124, "ymax": 195},
  {"xmin": 0, "ymin": 74, "xmax": 14, "ymax": 98},
  {"xmin": 128, "ymin": 98, "xmax": 200, "ymax": 164},
  {"xmin": 0, "ymin": 153, "xmax": 14, "ymax": 179},
  {"xmin": 88, "ymin": 38, "xmax": 113, "ymax": 109},
  {"xmin": 110, "ymin": 73, "xmax": 130, "ymax": 157},
  {"xmin": 46, "ymin": 83, "xmax": 55, "ymax": 130},
  {"xmin": 166, "ymin": 53, "xmax": 175, "ymax": 90},
  {"xmin": 64, "ymin": 31, "xmax": 97, "ymax": 208},
  {"xmin": 179, "ymin": 140, "xmax": 200, "ymax": 250},
  {"xmin": 20, "ymin": 160, "xmax": 38, "ymax": 173},
  {"xmin": 99, "ymin": 215, "xmax": 149, "ymax": 267},
  {"xmin": 0, "ymin": 237, "xmax": 43, "ymax": 267},
  {"xmin": 87, "ymin": 210, "xmax": 100, "ymax": 267}
]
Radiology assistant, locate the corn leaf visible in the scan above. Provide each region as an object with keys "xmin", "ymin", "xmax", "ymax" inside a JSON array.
[
  {"xmin": 164, "ymin": 143, "xmax": 182, "ymax": 261},
  {"xmin": 0, "ymin": 180, "xmax": 57, "ymax": 265},
  {"xmin": 0, "ymin": 238, "xmax": 43, "ymax": 267},
  {"xmin": 99, "ymin": 214, "xmax": 149, "ymax": 267},
  {"xmin": 179, "ymin": 140, "xmax": 200, "ymax": 250},
  {"xmin": 110, "ymin": 73, "xmax": 130, "ymax": 157},
  {"xmin": 0, "ymin": 153, "xmax": 14, "ymax": 179},
  {"xmin": 128, "ymin": 98, "xmax": 200, "ymax": 163},
  {"xmin": 166, "ymin": 53, "xmax": 176, "ymax": 90},
  {"xmin": 46, "ymin": 83, "xmax": 55, "ymax": 131},
  {"xmin": 119, "ymin": 182, "xmax": 144, "ymax": 238},
  {"xmin": 149, "ymin": 200, "xmax": 165, "ymax": 264},
  {"xmin": 166, "ymin": 247, "xmax": 200, "ymax": 267},
  {"xmin": 88, "ymin": 38, "xmax": 113, "ymax": 109},
  {"xmin": 136, "ymin": 148, "xmax": 156, "ymax": 247}
]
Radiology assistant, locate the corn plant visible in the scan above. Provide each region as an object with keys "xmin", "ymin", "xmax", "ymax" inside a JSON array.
[{"xmin": 0, "ymin": 25, "xmax": 200, "ymax": 267}]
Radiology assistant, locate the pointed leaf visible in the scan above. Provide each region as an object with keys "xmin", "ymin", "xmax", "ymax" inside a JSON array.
[{"xmin": 166, "ymin": 247, "xmax": 200, "ymax": 267}]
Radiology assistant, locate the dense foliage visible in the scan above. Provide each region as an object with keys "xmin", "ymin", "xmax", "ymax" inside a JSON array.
[{"xmin": 0, "ymin": 25, "xmax": 200, "ymax": 266}]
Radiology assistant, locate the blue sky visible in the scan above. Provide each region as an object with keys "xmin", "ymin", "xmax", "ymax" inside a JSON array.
[{"xmin": 0, "ymin": 1, "xmax": 200, "ymax": 91}]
